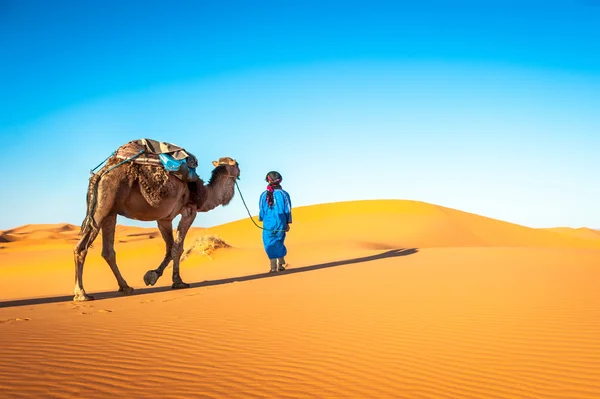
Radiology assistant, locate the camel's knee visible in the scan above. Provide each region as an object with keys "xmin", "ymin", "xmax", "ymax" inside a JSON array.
[
  {"xmin": 74, "ymin": 228, "xmax": 98, "ymax": 254},
  {"xmin": 172, "ymin": 248, "xmax": 183, "ymax": 259},
  {"xmin": 181, "ymin": 206, "xmax": 194, "ymax": 218},
  {"xmin": 171, "ymin": 244, "xmax": 184, "ymax": 260},
  {"xmin": 74, "ymin": 238, "xmax": 88, "ymax": 254},
  {"xmin": 101, "ymin": 247, "xmax": 116, "ymax": 262},
  {"xmin": 74, "ymin": 247, "xmax": 88, "ymax": 260}
]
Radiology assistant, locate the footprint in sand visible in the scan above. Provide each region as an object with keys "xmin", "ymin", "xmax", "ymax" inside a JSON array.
[
  {"xmin": 67, "ymin": 303, "xmax": 94, "ymax": 311},
  {"xmin": 79, "ymin": 309, "xmax": 112, "ymax": 315},
  {"xmin": 0, "ymin": 317, "xmax": 31, "ymax": 324},
  {"xmin": 140, "ymin": 300, "xmax": 154, "ymax": 304}
]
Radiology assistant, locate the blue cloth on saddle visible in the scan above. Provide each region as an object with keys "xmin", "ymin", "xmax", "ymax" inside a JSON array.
[{"xmin": 158, "ymin": 153, "xmax": 199, "ymax": 181}]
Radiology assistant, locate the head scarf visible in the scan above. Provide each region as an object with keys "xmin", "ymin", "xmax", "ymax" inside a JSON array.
[{"xmin": 265, "ymin": 171, "xmax": 282, "ymax": 206}]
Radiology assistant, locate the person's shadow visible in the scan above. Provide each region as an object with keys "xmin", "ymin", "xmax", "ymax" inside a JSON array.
[{"xmin": 0, "ymin": 248, "xmax": 418, "ymax": 309}]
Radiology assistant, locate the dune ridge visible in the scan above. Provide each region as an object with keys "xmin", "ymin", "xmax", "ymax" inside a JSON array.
[{"xmin": 543, "ymin": 227, "xmax": 600, "ymax": 242}]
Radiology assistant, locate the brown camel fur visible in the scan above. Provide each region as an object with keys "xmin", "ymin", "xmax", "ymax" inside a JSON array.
[{"xmin": 73, "ymin": 155, "xmax": 240, "ymax": 302}]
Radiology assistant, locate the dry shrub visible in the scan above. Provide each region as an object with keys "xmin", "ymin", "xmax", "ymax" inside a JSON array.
[{"xmin": 181, "ymin": 235, "xmax": 230, "ymax": 261}]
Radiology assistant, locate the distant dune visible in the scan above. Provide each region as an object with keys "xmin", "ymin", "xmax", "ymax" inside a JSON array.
[
  {"xmin": 0, "ymin": 222, "xmax": 161, "ymax": 247},
  {"xmin": 0, "ymin": 223, "xmax": 80, "ymax": 244},
  {"xmin": 1, "ymin": 199, "xmax": 599, "ymax": 399},
  {"xmin": 210, "ymin": 199, "xmax": 600, "ymax": 250}
]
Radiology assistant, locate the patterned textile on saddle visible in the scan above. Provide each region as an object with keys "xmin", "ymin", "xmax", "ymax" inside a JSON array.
[
  {"xmin": 115, "ymin": 138, "xmax": 200, "ymax": 183},
  {"xmin": 112, "ymin": 139, "xmax": 202, "ymax": 208}
]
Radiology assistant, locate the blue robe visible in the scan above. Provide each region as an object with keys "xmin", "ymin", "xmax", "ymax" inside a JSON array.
[{"xmin": 258, "ymin": 188, "xmax": 292, "ymax": 259}]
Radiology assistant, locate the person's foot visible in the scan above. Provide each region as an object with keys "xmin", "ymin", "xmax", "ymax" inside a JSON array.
[
  {"xmin": 277, "ymin": 264, "xmax": 287, "ymax": 272},
  {"xmin": 269, "ymin": 268, "xmax": 277, "ymax": 273}
]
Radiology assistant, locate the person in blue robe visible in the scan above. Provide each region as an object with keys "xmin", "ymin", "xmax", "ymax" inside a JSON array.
[{"xmin": 258, "ymin": 171, "xmax": 292, "ymax": 272}]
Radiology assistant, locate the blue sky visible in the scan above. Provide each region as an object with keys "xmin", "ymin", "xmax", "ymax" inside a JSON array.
[{"xmin": 1, "ymin": 0, "xmax": 599, "ymax": 230}]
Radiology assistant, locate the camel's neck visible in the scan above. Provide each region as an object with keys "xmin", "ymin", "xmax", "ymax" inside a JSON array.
[{"xmin": 198, "ymin": 176, "xmax": 236, "ymax": 212}]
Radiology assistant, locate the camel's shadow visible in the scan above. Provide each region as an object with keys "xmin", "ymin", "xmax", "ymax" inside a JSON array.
[{"xmin": 0, "ymin": 248, "xmax": 418, "ymax": 309}]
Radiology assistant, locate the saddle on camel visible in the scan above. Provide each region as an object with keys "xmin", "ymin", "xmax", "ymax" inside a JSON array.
[{"xmin": 113, "ymin": 138, "xmax": 201, "ymax": 183}]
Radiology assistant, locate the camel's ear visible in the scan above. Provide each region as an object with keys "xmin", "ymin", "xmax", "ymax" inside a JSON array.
[
  {"xmin": 212, "ymin": 161, "xmax": 219, "ymax": 167},
  {"xmin": 229, "ymin": 159, "xmax": 237, "ymax": 165}
]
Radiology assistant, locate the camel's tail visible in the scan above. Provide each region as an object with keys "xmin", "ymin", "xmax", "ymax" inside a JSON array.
[{"xmin": 80, "ymin": 172, "xmax": 103, "ymax": 236}]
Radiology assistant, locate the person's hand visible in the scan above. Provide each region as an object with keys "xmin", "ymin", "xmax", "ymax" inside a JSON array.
[{"xmin": 286, "ymin": 224, "xmax": 290, "ymax": 232}]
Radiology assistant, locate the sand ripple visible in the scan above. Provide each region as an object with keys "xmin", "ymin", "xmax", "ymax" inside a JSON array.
[{"xmin": 1, "ymin": 248, "xmax": 600, "ymax": 398}]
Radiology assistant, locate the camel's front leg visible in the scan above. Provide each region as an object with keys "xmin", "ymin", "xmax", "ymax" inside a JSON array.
[
  {"xmin": 171, "ymin": 206, "xmax": 196, "ymax": 289},
  {"xmin": 143, "ymin": 219, "xmax": 175, "ymax": 286}
]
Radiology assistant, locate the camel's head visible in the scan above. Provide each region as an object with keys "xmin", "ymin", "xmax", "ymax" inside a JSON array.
[{"xmin": 211, "ymin": 157, "xmax": 240, "ymax": 180}]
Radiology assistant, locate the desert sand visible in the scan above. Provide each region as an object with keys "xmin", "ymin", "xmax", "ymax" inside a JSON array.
[{"xmin": 1, "ymin": 199, "xmax": 599, "ymax": 398}]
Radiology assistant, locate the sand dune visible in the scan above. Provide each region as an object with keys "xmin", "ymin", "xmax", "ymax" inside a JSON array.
[
  {"xmin": 210, "ymin": 200, "xmax": 600, "ymax": 250},
  {"xmin": 0, "ymin": 223, "xmax": 163, "ymax": 250},
  {"xmin": 1, "ymin": 199, "xmax": 599, "ymax": 398},
  {"xmin": 0, "ymin": 223, "xmax": 82, "ymax": 247}
]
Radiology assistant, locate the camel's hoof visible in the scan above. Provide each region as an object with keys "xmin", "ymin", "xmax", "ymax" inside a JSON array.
[
  {"xmin": 119, "ymin": 286, "xmax": 134, "ymax": 295},
  {"xmin": 73, "ymin": 293, "xmax": 95, "ymax": 302},
  {"xmin": 144, "ymin": 270, "xmax": 159, "ymax": 286},
  {"xmin": 171, "ymin": 281, "xmax": 190, "ymax": 289}
]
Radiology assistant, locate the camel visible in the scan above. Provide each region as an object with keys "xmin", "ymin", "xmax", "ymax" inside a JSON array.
[{"xmin": 73, "ymin": 141, "xmax": 240, "ymax": 301}]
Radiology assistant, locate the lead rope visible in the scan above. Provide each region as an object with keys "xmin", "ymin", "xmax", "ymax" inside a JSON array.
[{"xmin": 234, "ymin": 180, "xmax": 287, "ymax": 233}]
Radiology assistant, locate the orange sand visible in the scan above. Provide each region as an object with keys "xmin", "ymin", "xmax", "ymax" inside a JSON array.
[{"xmin": 1, "ymin": 199, "xmax": 599, "ymax": 398}]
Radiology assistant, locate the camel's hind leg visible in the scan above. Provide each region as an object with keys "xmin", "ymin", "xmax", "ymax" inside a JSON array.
[
  {"xmin": 101, "ymin": 214, "xmax": 134, "ymax": 295},
  {"xmin": 73, "ymin": 175, "xmax": 118, "ymax": 301},
  {"xmin": 73, "ymin": 225, "xmax": 101, "ymax": 301},
  {"xmin": 143, "ymin": 219, "xmax": 174, "ymax": 286}
]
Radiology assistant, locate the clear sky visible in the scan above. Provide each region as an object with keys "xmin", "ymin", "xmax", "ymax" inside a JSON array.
[{"xmin": 1, "ymin": 0, "xmax": 599, "ymax": 230}]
